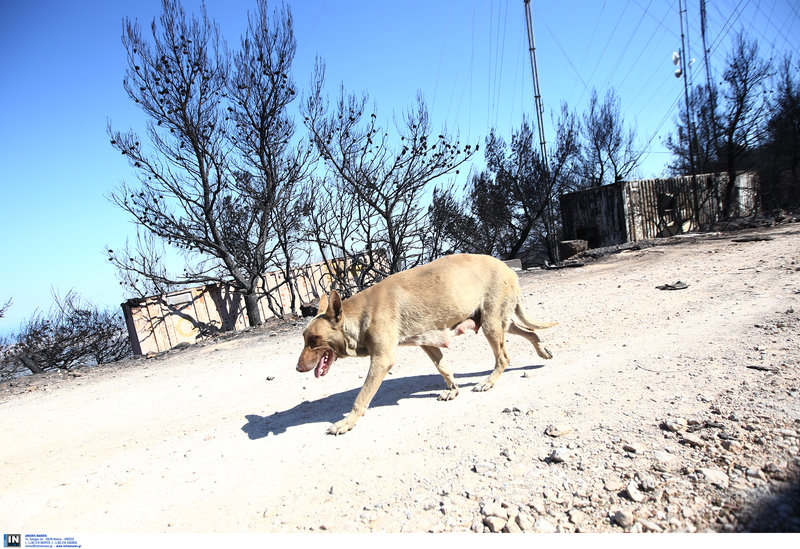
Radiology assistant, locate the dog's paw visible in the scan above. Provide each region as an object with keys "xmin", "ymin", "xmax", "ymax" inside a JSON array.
[
  {"xmin": 473, "ymin": 380, "xmax": 494, "ymax": 392},
  {"xmin": 437, "ymin": 388, "xmax": 459, "ymax": 401},
  {"xmin": 327, "ymin": 417, "xmax": 356, "ymax": 435},
  {"xmin": 533, "ymin": 345, "xmax": 553, "ymax": 360}
]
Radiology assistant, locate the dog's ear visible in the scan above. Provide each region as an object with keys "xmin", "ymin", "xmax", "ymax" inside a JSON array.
[
  {"xmin": 317, "ymin": 294, "xmax": 329, "ymax": 314},
  {"xmin": 325, "ymin": 290, "xmax": 343, "ymax": 323}
]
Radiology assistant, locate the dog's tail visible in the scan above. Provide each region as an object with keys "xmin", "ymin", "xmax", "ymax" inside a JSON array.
[{"xmin": 514, "ymin": 303, "xmax": 558, "ymax": 331}]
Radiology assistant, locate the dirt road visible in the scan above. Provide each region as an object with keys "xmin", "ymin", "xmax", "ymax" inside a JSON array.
[{"xmin": 2, "ymin": 223, "xmax": 799, "ymax": 533}]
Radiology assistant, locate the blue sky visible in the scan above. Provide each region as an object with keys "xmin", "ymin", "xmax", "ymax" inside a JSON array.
[{"xmin": 1, "ymin": 0, "xmax": 798, "ymax": 335}]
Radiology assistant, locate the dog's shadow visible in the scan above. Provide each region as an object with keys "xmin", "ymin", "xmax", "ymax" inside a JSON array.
[{"xmin": 241, "ymin": 365, "xmax": 543, "ymax": 439}]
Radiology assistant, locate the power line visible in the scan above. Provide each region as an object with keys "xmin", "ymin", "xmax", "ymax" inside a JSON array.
[
  {"xmin": 493, "ymin": 0, "xmax": 509, "ymax": 128},
  {"xmin": 540, "ymin": 18, "xmax": 590, "ymax": 100},
  {"xmin": 486, "ymin": 0, "xmax": 510, "ymax": 129},
  {"xmin": 508, "ymin": 16, "xmax": 526, "ymax": 130},
  {"xmin": 575, "ymin": 0, "xmax": 632, "ymax": 107},
  {"xmin": 431, "ymin": 0, "xmax": 455, "ymax": 113},
  {"xmin": 487, "ymin": 0, "xmax": 493, "ymax": 128},
  {"xmin": 787, "ymin": 0, "xmax": 800, "ymax": 22},
  {"xmin": 752, "ymin": 0, "xmax": 800, "ymax": 52},
  {"xmin": 578, "ymin": 0, "xmax": 607, "ymax": 74},
  {"xmin": 608, "ymin": 0, "xmax": 671, "ymax": 95},
  {"xmin": 600, "ymin": 0, "xmax": 654, "ymax": 92},
  {"xmin": 630, "ymin": 0, "xmax": 680, "ymax": 37},
  {"xmin": 708, "ymin": 0, "xmax": 751, "ymax": 56}
]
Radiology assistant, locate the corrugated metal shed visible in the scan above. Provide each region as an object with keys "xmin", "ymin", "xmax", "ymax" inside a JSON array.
[{"xmin": 560, "ymin": 172, "xmax": 759, "ymax": 249}]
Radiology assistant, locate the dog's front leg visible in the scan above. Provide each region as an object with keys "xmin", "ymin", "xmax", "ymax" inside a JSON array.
[{"xmin": 328, "ymin": 354, "xmax": 393, "ymax": 435}]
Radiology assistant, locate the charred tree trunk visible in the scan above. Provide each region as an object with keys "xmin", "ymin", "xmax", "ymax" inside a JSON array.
[
  {"xmin": 243, "ymin": 292, "xmax": 263, "ymax": 327},
  {"xmin": 19, "ymin": 355, "xmax": 44, "ymax": 375}
]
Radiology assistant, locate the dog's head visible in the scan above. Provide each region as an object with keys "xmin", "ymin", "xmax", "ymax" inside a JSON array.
[{"xmin": 296, "ymin": 290, "xmax": 346, "ymax": 378}]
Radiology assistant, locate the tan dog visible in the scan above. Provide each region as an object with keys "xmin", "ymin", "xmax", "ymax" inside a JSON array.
[{"xmin": 296, "ymin": 254, "xmax": 557, "ymax": 435}]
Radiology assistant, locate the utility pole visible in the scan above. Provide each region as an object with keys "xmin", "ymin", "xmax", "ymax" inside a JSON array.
[
  {"xmin": 677, "ymin": 0, "xmax": 699, "ymax": 226},
  {"xmin": 699, "ymin": 0, "xmax": 713, "ymax": 92},
  {"xmin": 524, "ymin": 1, "xmax": 558, "ymax": 261},
  {"xmin": 524, "ymin": 0, "xmax": 548, "ymax": 171},
  {"xmin": 700, "ymin": 0, "xmax": 719, "ymax": 166},
  {"xmin": 677, "ymin": 0, "xmax": 696, "ymax": 178}
]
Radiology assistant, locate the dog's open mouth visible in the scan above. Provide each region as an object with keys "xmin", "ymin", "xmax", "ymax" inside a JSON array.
[{"xmin": 315, "ymin": 349, "xmax": 334, "ymax": 378}]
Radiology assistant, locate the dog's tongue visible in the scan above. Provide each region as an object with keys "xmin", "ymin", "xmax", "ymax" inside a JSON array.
[{"xmin": 314, "ymin": 350, "xmax": 332, "ymax": 378}]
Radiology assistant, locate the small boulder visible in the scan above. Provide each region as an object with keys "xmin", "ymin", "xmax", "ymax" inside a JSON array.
[
  {"xmin": 662, "ymin": 417, "xmax": 688, "ymax": 432},
  {"xmin": 699, "ymin": 468, "xmax": 730, "ymax": 488},
  {"xmin": 680, "ymin": 433, "xmax": 706, "ymax": 448},
  {"xmin": 483, "ymin": 515, "xmax": 507, "ymax": 533},
  {"xmin": 559, "ymin": 240, "xmax": 589, "ymax": 259},
  {"xmin": 533, "ymin": 518, "xmax": 557, "ymax": 533},
  {"xmin": 624, "ymin": 481, "xmax": 646, "ymax": 503},
  {"xmin": 548, "ymin": 447, "xmax": 570, "ymax": 463},
  {"xmin": 614, "ymin": 509, "xmax": 635, "ymax": 528},
  {"xmin": 545, "ymin": 424, "xmax": 573, "ymax": 437}
]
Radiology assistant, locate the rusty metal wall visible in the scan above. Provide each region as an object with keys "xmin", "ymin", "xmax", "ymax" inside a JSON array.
[
  {"xmin": 624, "ymin": 172, "xmax": 759, "ymax": 241},
  {"xmin": 624, "ymin": 177, "xmax": 698, "ymax": 241},
  {"xmin": 560, "ymin": 182, "xmax": 628, "ymax": 248},
  {"xmin": 122, "ymin": 259, "xmax": 336, "ymax": 355},
  {"xmin": 122, "ymin": 284, "xmax": 249, "ymax": 355},
  {"xmin": 560, "ymin": 172, "xmax": 759, "ymax": 249}
]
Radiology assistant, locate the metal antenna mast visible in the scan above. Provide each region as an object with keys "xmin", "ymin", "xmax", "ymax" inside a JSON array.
[
  {"xmin": 524, "ymin": 0, "xmax": 548, "ymax": 171},
  {"xmin": 699, "ymin": 0, "xmax": 719, "ymax": 159},
  {"xmin": 678, "ymin": 0, "xmax": 699, "ymax": 224}
]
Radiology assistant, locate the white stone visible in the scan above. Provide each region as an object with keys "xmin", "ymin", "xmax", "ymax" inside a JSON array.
[
  {"xmin": 533, "ymin": 518, "xmax": 557, "ymax": 533},
  {"xmin": 663, "ymin": 417, "xmax": 688, "ymax": 432},
  {"xmin": 699, "ymin": 467, "xmax": 730, "ymax": 488},
  {"xmin": 625, "ymin": 481, "xmax": 646, "ymax": 503},
  {"xmin": 548, "ymin": 447, "xmax": 570, "ymax": 463},
  {"xmin": 545, "ymin": 424, "xmax": 573, "ymax": 437},
  {"xmin": 614, "ymin": 509, "xmax": 635, "ymax": 528},
  {"xmin": 483, "ymin": 515, "xmax": 507, "ymax": 533}
]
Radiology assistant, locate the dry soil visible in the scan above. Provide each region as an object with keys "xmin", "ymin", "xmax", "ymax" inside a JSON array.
[{"xmin": 2, "ymin": 223, "xmax": 799, "ymax": 533}]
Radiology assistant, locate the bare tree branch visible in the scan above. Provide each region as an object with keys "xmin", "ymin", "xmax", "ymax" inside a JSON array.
[
  {"xmin": 108, "ymin": 0, "xmax": 312, "ymax": 324},
  {"xmin": 302, "ymin": 61, "xmax": 477, "ymax": 289}
]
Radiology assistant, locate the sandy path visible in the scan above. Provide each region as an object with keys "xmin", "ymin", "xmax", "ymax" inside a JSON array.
[{"xmin": 2, "ymin": 224, "xmax": 799, "ymax": 533}]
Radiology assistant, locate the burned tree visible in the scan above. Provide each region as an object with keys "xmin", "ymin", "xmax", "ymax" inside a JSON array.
[
  {"xmin": 763, "ymin": 55, "xmax": 800, "ymax": 208},
  {"xmin": 667, "ymin": 31, "xmax": 772, "ymax": 217},
  {"xmin": 108, "ymin": 0, "xmax": 311, "ymax": 325},
  {"xmin": 430, "ymin": 107, "xmax": 580, "ymax": 262},
  {"xmin": 717, "ymin": 33, "xmax": 772, "ymax": 216},
  {"xmin": 0, "ymin": 291, "xmax": 131, "ymax": 379},
  {"xmin": 577, "ymin": 88, "xmax": 641, "ymax": 187},
  {"xmin": 227, "ymin": 0, "xmax": 314, "ymax": 315},
  {"xmin": 301, "ymin": 61, "xmax": 476, "ymax": 292}
]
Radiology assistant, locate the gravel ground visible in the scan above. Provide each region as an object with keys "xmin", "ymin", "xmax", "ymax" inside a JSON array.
[{"xmin": 1, "ymin": 221, "xmax": 799, "ymax": 534}]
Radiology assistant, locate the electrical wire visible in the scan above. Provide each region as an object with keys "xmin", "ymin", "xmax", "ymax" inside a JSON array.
[
  {"xmin": 614, "ymin": 1, "xmax": 675, "ymax": 98},
  {"xmin": 540, "ymin": 18, "xmax": 590, "ymax": 100},
  {"xmin": 600, "ymin": 0, "xmax": 654, "ymax": 92},
  {"xmin": 575, "ymin": 0, "xmax": 633, "ymax": 108},
  {"xmin": 578, "ymin": 0, "xmax": 607, "ymax": 76},
  {"xmin": 708, "ymin": 0, "xmax": 751, "ymax": 56},
  {"xmin": 490, "ymin": 0, "xmax": 509, "ymax": 129}
]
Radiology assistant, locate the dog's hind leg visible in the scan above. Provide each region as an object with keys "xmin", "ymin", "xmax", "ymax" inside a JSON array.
[
  {"xmin": 473, "ymin": 320, "xmax": 511, "ymax": 392},
  {"xmin": 421, "ymin": 345, "xmax": 459, "ymax": 401},
  {"xmin": 507, "ymin": 321, "xmax": 553, "ymax": 360},
  {"xmin": 328, "ymin": 353, "xmax": 394, "ymax": 435}
]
